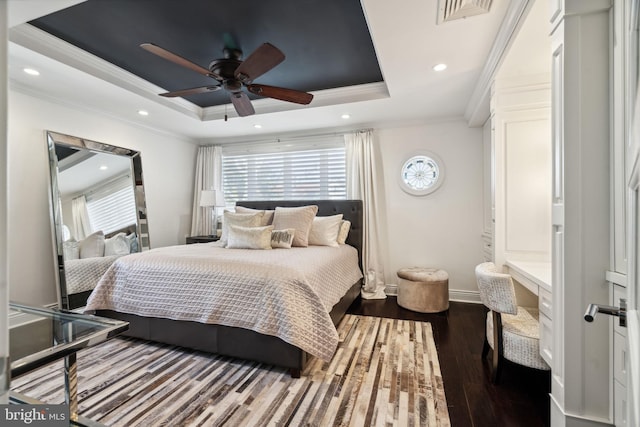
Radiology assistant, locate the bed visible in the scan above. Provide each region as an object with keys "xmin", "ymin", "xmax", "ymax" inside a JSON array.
[{"xmin": 88, "ymin": 200, "xmax": 363, "ymax": 377}]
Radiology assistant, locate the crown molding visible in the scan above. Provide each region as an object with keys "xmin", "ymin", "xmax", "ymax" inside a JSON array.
[
  {"xmin": 464, "ymin": 0, "xmax": 534, "ymax": 127},
  {"xmin": 200, "ymin": 82, "xmax": 389, "ymax": 121}
]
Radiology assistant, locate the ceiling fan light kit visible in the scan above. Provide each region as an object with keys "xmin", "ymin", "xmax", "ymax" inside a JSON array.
[{"xmin": 141, "ymin": 41, "xmax": 314, "ymax": 117}]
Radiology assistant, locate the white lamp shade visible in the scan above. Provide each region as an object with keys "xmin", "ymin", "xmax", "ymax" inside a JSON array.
[
  {"xmin": 199, "ymin": 190, "xmax": 216, "ymax": 207},
  {"xmin": 200, "ymin": 190, "xmax": 226, "ymax": 207}
]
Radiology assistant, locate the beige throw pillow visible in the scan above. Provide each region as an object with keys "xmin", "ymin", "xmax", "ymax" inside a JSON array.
[
  {"xmin": 226, "ymin": 225, "xmax": 273, "ymax": 250},
  {"xmin": 308, "ymin": 214, "xmax": 343, "ymax": 247},
  {"xmin": 337, "ymin": 220, "xmax": 351, "ymax": 245},
  {"xmin": 220, "ymin": 211, "xmax": 265, "ymax": 247},
  {"xmin": 234, "ymin": 206, "xmax": 275, "ymax": 226},
  {"xmin": 272, "ymin": 205, "xmax": 318, "ymax": 247}
]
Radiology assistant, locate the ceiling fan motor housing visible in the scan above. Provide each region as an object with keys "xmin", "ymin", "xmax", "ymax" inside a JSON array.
[{"xmin": 208, "ymin": 58, "xmax": 242, "ymax": 80}]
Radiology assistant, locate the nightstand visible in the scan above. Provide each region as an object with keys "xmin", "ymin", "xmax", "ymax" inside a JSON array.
[{"xmin": 186, "ymin": 235, "xmax": 220, "ymax": 244}]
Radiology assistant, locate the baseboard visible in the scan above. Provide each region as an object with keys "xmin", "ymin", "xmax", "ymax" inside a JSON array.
[
  {"xmin": 384, "ymin": 284, "xmax": 398, "ymax": 296},
  {"xmin": 385, "ymin": 286, "xmax": 482, "ymax": 304},
  {"xmin": 449, "ymin": 289, "xmax": 482, "ymax": 304},
  {"xmin": 550, "ymin": 394, "xmax": 613, "ymax": 427}
]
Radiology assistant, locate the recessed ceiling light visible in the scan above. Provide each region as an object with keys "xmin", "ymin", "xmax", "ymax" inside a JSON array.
[
  {"xmin": 137, "ymin": 110, "xmax": 149, "ymax": 116},
  {"xmin": 23, "ymin": 68, "xmax": 40, "ymax": 76},
  {"xmin": 341, "ymin": 114, "xmax": 351, "ymax": 119},
  {"xmin": 433, "ymin": 63, "xmax": 447, "ymax": 72},
  {"xmin": 253, "ymin": 124, "xmax": 262, "ymax": 129},
  {"xmin": 99, "ymin": 165, "xmax": 108, "ymax": 171}
]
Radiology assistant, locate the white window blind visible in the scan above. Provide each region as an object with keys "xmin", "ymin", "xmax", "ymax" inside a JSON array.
[
  {"xmin": 85, "ymin": 175, "xmax": 137, "ymax": 234},
  {"xmin": 222, "ymin": 136, "xmax": 346, "ymax": 201}
]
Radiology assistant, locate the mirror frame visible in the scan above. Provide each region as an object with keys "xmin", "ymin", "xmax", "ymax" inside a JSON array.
[{"xmin": 46, "ymin": 131, "xmax": 150, "ymax": 310}]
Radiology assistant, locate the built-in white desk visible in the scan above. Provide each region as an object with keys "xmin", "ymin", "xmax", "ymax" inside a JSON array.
[
  {"xmin": 504, "ymin": 259, "xmax": 552, "ymax": 295},
  {"xmin": 504, "ymin": 259, "xmax": 553, "ymax": 365}
]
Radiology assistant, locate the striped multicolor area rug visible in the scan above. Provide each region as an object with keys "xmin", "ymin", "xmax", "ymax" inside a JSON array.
[{"xmin": 11, "ymin": 315, "xmax": 450, "ymax": 426}]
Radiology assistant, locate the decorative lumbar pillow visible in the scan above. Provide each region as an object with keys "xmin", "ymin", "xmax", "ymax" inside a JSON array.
[
  {"xmin": 79, "ymin": 230, "xmax": 105, "ymax": 259},
  {"xmin": 220, "ymin": 211, "xmax": 265, "ymax": 246},
  {"xmin": 62, "ymin": 239, "xmax": 80, "ymax": 260},
  {"xmin": 337, "ymin": 220, "xmax": 351, "ymax": 245},
  {"xmin": 271, "ymin": 228, "xmax": 296, "ymax": 249},
  {"xmin": 308, "ymin": 214, "xmax": 343, "ymax": 247},
  {"xmin": 272, "ymin": 205, "xmax": 318, "ymax": 247},
  {"xmin": 235, "ymin": 206, "xmax": 275, "ymax": 226},
  {"xmin": 104, "ymin": 232, "xmax": 131, "ymax": 256},
  {"xmin": 226, "ymin": 224, "xmax": 274, "ymax": 250}
]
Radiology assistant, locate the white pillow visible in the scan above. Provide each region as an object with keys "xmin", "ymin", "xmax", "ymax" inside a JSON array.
[
  {"xmin": 271, "ymin": 228, "xmax": 296, "ymax": 249},
  {"xmin": 337, "ymin": 220, "xmax": 351, "ymax": 245},
  {"xmin": 308, "ymin": 214, "xmax": 343, "ymax": 247},
  {"xmin": 220, "ymin": 211, "xmax": 265, "ymax": 246},
  {"xmin": 104, "ymin": 232, "xmax": 131, "ymax": 256},
  {"xmin": 63, "ymin": 239, "xmax": 79, "ymax": 260},
  {"xmin": 272, "ymin": 205, "xmax": 318, "ymax": 247},
  {"xmin": 79, "ymin": 231, "xmax": 105, "ymax": 259},
  {"xmin": 235, "ymin": 206, "xmax": 274, "ymax": 226},
  {"xmin": 226, "ymin": 224, "xmax": 274, "ymax": 250}
]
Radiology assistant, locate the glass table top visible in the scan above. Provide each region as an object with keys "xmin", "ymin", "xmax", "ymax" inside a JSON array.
[{"xmin": 9, "ymin": 302, "xmax": 129, "ymax": 377}]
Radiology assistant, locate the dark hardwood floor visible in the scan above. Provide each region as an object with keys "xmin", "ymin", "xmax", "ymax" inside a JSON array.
[{"xmin": 347, "ymin": 298, "xmax": 551, "ymax": 427}]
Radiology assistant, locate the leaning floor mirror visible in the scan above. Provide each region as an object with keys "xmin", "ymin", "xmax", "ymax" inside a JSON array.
[{"xmin": 46, "ymin": 131, "xmax": 150, "ymax": 310}]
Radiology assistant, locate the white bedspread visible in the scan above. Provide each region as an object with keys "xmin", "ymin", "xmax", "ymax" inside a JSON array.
[
  {"xmin": 85, "ymin": 242, "xmax": 363, "ymax": 361},
  {"xmin": 65, "ymin": 255, "xmax": 121, "ymax": 294}
]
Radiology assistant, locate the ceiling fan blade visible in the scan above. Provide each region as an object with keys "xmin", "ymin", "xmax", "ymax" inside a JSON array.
[
  {"xmin": 141, "ymin": 43, "xmax": 220, "ymax": 79},
  {"xmin": 247, "ymin": 84, "xmax": 313, "ymax": 105},
  {"xmin": 234, "ymin": 43, "xmax": 285, "ymax": 83},
  {"xmin": 159, "ymin": 85, "xmax": 222, "ymax": 98},
  {"xmin": 230, "ymin": 92, "xmax": 255, "ymax": 117}
]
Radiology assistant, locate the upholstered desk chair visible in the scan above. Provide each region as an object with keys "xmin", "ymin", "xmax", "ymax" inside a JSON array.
[{"xmin": 475, "ymin": 262, "xmax": 550, "ymax": 383}]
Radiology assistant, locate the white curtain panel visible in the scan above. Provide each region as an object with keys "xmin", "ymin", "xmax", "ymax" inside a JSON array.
[
  {"xmin": 345, "ymin": 130, "xmax": 388, "ymax": 299},
  {"xmin": 190, "ymin": 146, "xmax": 223, "ymax": 236},
  {"xmin": 71, "ymin": 195, "xmax": 92, "ymax": 240}
]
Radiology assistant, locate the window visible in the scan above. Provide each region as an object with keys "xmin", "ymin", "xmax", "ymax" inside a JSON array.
[
  {"xmin": 222, "ymin": 136, "xmax": 346, "ymax": 201},
  {"xmin": 85, "ymin": 175, "xmax": 137, "ymax": 234}
]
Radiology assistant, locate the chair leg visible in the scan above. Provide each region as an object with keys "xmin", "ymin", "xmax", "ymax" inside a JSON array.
[
  {"xmin": 491, "ymin": 311, "xmax": 504, "ymax": 384},
  {"xmin": 482, "ymin": 336, "xmax": 490, "ymax": 359},
  {"xmin": 491, "ymin": 345, "xmax": 503, "ymax": 384}
]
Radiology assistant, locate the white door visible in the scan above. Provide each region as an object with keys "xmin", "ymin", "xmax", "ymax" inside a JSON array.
[
  {"xmin": 627, "ymin": 75, "xmax": 640, "ymax": 427},
  {"xmin": 626, "ymin": 4, "xmax": 640, "ymax": 424}
]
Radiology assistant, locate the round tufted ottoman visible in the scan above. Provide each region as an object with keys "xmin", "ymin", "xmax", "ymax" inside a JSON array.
[{"xmin": 397, "ymin": 267, "xmax": 449, "ymax": 313}]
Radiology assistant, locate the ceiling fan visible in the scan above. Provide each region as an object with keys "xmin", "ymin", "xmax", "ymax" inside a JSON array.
[{"xmin": 140, "ymin": 38, "xmax": 314, "ymax": 117}]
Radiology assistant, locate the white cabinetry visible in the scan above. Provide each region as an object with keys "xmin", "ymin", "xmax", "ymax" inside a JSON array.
[
  {"xmin": 491, "ymin": 75, "xmax": 551, "ymax": 269},
  {"xmin": 490, "ymin": 75, "xmax": 552, "ymax": 364}
]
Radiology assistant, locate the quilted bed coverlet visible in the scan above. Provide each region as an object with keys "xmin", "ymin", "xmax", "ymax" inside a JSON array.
[
  {"xmin": 85, "ymin": 243, "xmax": 363, "ymax": 361},
  {"xmin": 65, "ymin": 255, "xmax": 121, "ymax": 294}
]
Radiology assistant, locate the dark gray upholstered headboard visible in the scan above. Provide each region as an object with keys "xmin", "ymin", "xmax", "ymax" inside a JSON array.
[{"xmin": 237, "ymin": 200, "xmax": 363, "ymax": 269}]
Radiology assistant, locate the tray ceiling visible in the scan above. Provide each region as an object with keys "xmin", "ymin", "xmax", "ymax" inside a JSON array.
[{"xmin": 29, "ymin": 0, "xmax": 383, "ymax": 109}]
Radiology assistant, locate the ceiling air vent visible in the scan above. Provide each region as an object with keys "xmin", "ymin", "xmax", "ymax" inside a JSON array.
[{"xmin": 437, "ymin": 0, "xmax": 493, "ymax": 24}]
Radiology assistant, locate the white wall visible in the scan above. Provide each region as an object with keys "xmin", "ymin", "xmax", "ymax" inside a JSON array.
[
  {"xmin": 377, "ymin": 120, "xmax": 484, "ymax": 300},
  {"xmin": 8, "ymin": 89, "xmax": 198, "ymax": 306}
]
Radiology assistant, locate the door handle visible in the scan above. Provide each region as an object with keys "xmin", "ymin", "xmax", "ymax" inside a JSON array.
[{"xmin": 584, "ymin": 299, "xmax": 626, "ymax": 327}]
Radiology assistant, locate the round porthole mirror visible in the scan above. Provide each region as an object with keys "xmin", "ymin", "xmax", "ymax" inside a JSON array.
[{"xmin": 399, "ymin": 153, "xmax": 444, "ymax": 196}]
